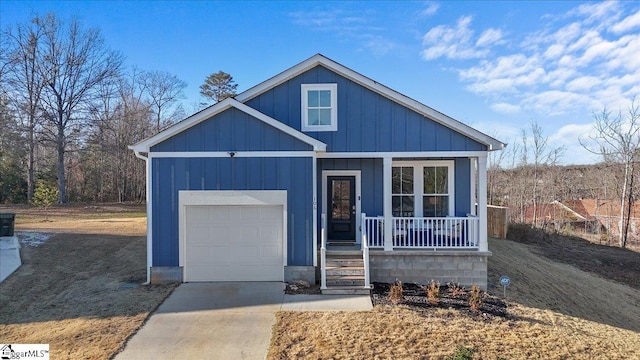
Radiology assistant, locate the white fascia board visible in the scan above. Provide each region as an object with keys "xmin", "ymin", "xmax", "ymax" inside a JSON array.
[
  {"xmin": 235, "ymin": 54, "xmax": 506, "ymax": 151},
  {"xmin": 149, "ymin": 151, "xmax": 317, "ymax": 158},
  {"xmin": 317, "ymin": 151, "xmax": 489, "ymax": 159},
  {"xmin": 129, "ymin": 98, "xmax": 326, "ymax": 152}
]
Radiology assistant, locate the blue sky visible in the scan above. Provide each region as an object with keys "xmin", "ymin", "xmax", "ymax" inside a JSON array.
[{"xmin": 2, "ymin": 1, "xmax": 640, "ymax": 165}]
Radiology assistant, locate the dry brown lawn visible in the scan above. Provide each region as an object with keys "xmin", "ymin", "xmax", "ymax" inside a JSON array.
[
  {"xmin": 0, "ymin": 206, "xmax": 175, "ymax": 360},
  {"xmin": 269, "ymin": 237, "xmax": 640, "ymax": 359}
]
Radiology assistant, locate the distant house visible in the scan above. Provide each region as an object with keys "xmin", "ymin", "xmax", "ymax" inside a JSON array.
[
  {"xmin": 523, "ymin": 199, "xmax": 640, "ymax": 240},
  {"xmin": 130, "ymin": 54, "xmax": 505, "ymax": 292}
]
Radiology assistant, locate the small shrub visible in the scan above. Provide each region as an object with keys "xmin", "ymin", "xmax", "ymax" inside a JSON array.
[
  {"xmin": 388, "ymin": 280, "xmax": 404, "ymax": 304},
  {"xmin": 426, "ymin": 280, "xmax": 440, "ymax": 304},
  {"xmin": 446, "ymin": 346, "xmax": 474, "ymax": 360},
  {"xmin": 447, "ymin": 282, "xmax": 465, "ymax": 297},
  {"xmin": 469, "ymin": 285, "xmax": 483, "ymax": 312}
]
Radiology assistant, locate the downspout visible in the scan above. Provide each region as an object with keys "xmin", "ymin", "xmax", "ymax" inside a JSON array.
[{"xmin": 134, "ymin": 150, "xmax": 152, "ymax": 285}]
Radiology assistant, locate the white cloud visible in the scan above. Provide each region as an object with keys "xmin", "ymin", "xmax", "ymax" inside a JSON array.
[
  {"xmin": 361, "ymin": 34, "xmax": 395, "ymax": 56},
  {"xmin": 420, "ymin": 2, "xmax": 440, "ymax": 17},
  {"xmin": 611, "ymin": 9, "xmax": 640, "ymax": 33},
  {"xmin": 421, "ymin": 16, "xmax": 493, "ymax": 60},
  {"xmin": 420, "ymin": 1, "xmax": 640, "ymax": 120},
  {"xmin": 491, "ymin": 102, "xmax": 521, "ymax": 114},
  {"xmin": 289, "ymin": 8, "xmax": 395, "ymax": 57},
  {"xmin": 548, "ymin": 123, "xmax": 601, "ymax": 165},
  {"xmin": 476, "ymin": 28, "xmax": 504, "ymax": 47},
  {"xmin": 566, "ymin": 76, "xmax": 601, "ymax": 92}
]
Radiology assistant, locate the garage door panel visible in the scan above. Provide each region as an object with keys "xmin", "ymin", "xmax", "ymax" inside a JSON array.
[{"xmin": 185, "ymin": 205, "xmax": 283, "ymax": 282}]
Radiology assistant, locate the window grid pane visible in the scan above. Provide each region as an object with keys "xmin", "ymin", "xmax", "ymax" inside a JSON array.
[
  {"xmin": 319, "ymin": 109, "xmax": 332, "ymax": 125},
  {"xmin": 392, "ymin": 166, "xmax": 414, "ymax": 195},
  {"xmin": 423, "ymin": 196, "xmax": 448, "ymax": 217},
  {"xmin": 424, "ymin": 166, "xmax": 448, "ymax": 195},
  {"xmin": 319, "ymin": 90, "xmax": 331, "ymax": 107},
  {"xmin": 393, "ymin": 195, "xmax": 414, "ymax": 217}
]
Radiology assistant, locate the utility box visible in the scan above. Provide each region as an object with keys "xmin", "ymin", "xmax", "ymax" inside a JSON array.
[{"xmin": 0, "ymin": 213, "xmax": 15, "ymax": 237}]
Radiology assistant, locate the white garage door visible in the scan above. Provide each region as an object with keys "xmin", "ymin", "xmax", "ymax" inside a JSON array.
[{"xmin": 184, "ymin": 205, "xmax": 284, "ymax": 282}]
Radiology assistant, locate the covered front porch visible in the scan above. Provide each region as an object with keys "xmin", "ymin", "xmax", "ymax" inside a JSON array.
[{"xmin": 316, "ymin": 154, "xmax": 490, "ymax": 293}]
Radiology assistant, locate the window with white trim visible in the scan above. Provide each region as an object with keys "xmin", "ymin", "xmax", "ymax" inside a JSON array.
[
  {"xmin": 423, "ymin": 165, "xmax": 450, "ymax": 217},
  {"xmin": 392, "ymin": 161, "xmax": 454, "ymax": 217},
  {"xmin": 301, "ymin": 84, "xmax": 337, "ymax": 131},
  {"xmin": 392, "ymin": 166, "xmax": 414, "ymax": 217}
]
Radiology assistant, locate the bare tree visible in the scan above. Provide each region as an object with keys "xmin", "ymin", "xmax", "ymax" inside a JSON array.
[
  {"xmin": 142, "ymin": 70, "xmax": 186, "ymax": 132},
  {"xmin": 199, "ymin": 71, "xmax": 237, "ymax": 105},
  {"xmin": 2, "ymin": 16, "xmax": 48, "ymax": 201},
  {"xmin": 581, "ymin": 98, "xmax": 640, "ymax": 248},
  {"xmin": 37, "ymin": 13, "xmax": 123, "ymax": 203},
  {"xmin": 529, "ymin": 122, "xmax": 565, "ymax": 227}
]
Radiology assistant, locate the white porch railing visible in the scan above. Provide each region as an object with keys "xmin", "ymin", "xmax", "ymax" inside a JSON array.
[
  {"xmin": 361, "ymin": 213, "xmax": 371, "ymax": 289},
  {"xmin": 320, "ymin": 213, "xmax": 327, "ymax": 290},
  {"xmin": 363, "ymin": 216, "xmax": 480, "ymax": 249}
]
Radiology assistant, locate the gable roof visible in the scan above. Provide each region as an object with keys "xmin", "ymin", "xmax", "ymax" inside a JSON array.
[
  {"xmin": 129, "ymin": 97, "xmax": 327, "ymax": 153},
  {"xmin": 236, "ymin": 54, "xmax": 505, "ymax": 151}
]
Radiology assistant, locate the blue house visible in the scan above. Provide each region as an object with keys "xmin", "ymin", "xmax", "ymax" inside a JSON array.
[{"xmin": 130, "ymin": 54, "xmax": 504, "ymax": 293}]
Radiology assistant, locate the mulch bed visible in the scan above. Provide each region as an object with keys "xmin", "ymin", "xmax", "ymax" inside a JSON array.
[{"xmin": 371, "ymin": 282, "xmax": 508, "ymax": 319}]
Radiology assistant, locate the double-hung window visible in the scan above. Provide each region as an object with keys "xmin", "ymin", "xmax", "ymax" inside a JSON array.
[
  {"xmin": 392, "ymin": 161, "xmax": 454, "ymax": 217},
  {"xmin": 301, "ymin": 84, "xmax": 337, "ymax": 131},
  {"xmin": 423, "ymin": 165, "xmax": 451, "ymax": 217},
  {"xmin": 392, "ymin": 166, "xmax": 414, "ymax": 217}
]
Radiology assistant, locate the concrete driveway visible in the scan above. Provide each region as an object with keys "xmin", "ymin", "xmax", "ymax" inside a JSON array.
[
  {"xmin": 114, "ymin": 282, "xmax": 285, "ymax": 360},
  {"xmin": 115, "ymin": 282, "xmax": 372, "ymax": 359}
]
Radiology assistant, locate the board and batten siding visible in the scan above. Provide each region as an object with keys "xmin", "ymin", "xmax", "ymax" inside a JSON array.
[
  {"xmin": 148, "ymin": 106, "xmax": 317, "ymax": 269},
  {"xmin": 244, "ymin": 65, "xmax": 487, "ymax": 153},
  {"xmin": 318, "ymin": 157, "xmax": 471, "ymax": 219},
  {"xmin": 151, "ymin": 157, "xmax": 313, "ymax": 268},
  {"xmin": 151, "ymin": 107, "xmax": 313, "ymax": 152}
]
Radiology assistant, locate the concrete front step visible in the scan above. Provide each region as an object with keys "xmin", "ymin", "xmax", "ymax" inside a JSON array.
[
  {"xmin": 326, "ymin": 259, "xmax": 364, "ymax": 267},
  {"xmin": 326, "ymin": 266, "xmax": 365, "ymax": 276},
  {"xmin": 327, "ymin": 275, "xmax": 365, "ymax": 286},
  {"xmin": 321, "ymin": 286, "xmax": 371, "ymax": 295}
]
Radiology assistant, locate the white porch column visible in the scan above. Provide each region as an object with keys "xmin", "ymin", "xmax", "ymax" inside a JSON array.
[
  {"xmin": 477, "ymin": 155, "xmax": 488, "ymax": 251},
  {"xmin": 383, "ymin": 156, "xmax": 393, "ymax": 251},
  {"xmin": 312, "ymin": 153, "xmax": 318, "ymax": 267},
  {"xmin": 470, "ymin": 157, "xmax": 477, "ymax": 216}
]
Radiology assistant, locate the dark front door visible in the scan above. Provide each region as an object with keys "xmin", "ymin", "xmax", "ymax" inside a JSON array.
[{"xmin": 327, "ymin": 176, "xmax": 356, "ymax": 241}]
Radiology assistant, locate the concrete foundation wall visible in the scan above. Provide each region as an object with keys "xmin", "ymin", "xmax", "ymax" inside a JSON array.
[
  {"xmin": 150, "ymin": 266, "xmax": 183, "ymax": 284},
  {"xmin": 284, "ymin": 266, "xmax": 316, "ymax": 284},
  {"xmin": 369, "ymin": 251, "xmax": 491, "ymax": 290}
]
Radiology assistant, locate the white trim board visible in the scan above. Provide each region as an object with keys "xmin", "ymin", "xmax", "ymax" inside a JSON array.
[
  {"xmin": 321, "ymin": 170, "xmax": 362, "ymax": 244},
  {"xmin": 235, "ymin": 54, "xmax": 505, "ymax": 151},
  {"xmin": 149, "ymin": 151, "xmax": 317, "ymax": 158},
  {"xmin": 130, "ymin": 98, "xmax": 326, "ymax": 153},
  {"xmin": 178, "ymin": 190, "xmax": 288, "ymax": 281},
  {"xmin": 317, "ymin": 151, "xmax": 489, "ymax": 159}
]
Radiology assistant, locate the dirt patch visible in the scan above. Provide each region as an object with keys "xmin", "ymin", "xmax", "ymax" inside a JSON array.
[
  {"xmin": 506, "ymin": 223, "xmax": 640, "ymax": 290},
  {"xmin": 487, "ymin": 238, "xmax": 640, "ymax": 333},
  {"xmin": 0, "ymin": 216, "xmax": 175, "ymax": 360}
]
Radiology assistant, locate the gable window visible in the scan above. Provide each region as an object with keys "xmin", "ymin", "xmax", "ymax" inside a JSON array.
[
  {"xmin": 392, "ymin": 161, "xmax": 454, "ymax": 217},
  {"xmin": 301, "ymin": 84, "xmax": 337, "ymax": 131}
]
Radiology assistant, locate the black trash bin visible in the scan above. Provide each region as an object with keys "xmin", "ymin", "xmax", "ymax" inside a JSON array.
[{"xmin": 0, "ymin": 213, "xmax": 15, "ymax": 236}]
